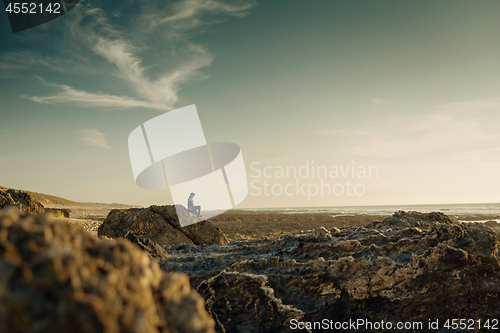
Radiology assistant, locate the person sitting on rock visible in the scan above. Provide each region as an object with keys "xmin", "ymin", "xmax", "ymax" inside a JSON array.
[{"xmin": 187, "ymin": 192, "xmax": 202, "ymax": 217}]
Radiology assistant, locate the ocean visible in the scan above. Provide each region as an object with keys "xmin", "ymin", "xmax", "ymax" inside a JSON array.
[{"xmin": 242, "ymin": 203, "xmax": 500, "ymax": 223}]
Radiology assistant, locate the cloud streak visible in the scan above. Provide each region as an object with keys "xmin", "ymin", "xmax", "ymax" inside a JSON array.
[
  {"xmin": 0, "ymin": 52, "xmax": 65, "ymax": 72},
  {"xmin": 149, "ymin": 0, "xmax": 254, "ymax": 29},
  {"xmin": 318, "ymin": 99, "xmax": 500, "ymax": 164},
  {"xmin": 371, "ymin": 98, "xmax": 392, "ymax": 106},
  {"xmin": 24, "ymin": 82, "xmax": 170, "ymax": 110},
  {"xmin": 438, "ymin": 98, "xmax": 500, "ymax": 113},
  {"xmin": 78, "ymin": 129, "xmax": 111, "ymax": 150},
  {"xmin": 21, "ymin": 0, "xmax": 255, "ymax": 111},
  {"xmin": 92, "ymin": 37, "xmax": 212, "ymax": 109}
]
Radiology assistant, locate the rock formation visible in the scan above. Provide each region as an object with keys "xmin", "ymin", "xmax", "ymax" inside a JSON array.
[
  {"xmin": 0, "ymin": 187, "xmax": 44, "ymax": 214},
  {"xmin": 159, "ymin": 211, "xmax": 500, "ymax": 332},
  {"xmin": 123, "ymin": 230, "xmax": 169, "ymax": 260},
  {"xmin": 98, "ymin": 205, "xmax": 229, "ymax": 247},
  {"xmin": 45, "ymin": 207, "xmax": 71, "ymax": 218},
  {"xmin": 0, "ymin": 207, "xmax": 215, "ymax": 333},
  {"xmin": 484, "ymin": 220, "xmax": 500, "ymax": 240}
]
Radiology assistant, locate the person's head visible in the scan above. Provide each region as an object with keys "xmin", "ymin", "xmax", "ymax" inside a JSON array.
[{"xmin": 190, "ymin": 192, "xmax": 195, "ymax": 198}]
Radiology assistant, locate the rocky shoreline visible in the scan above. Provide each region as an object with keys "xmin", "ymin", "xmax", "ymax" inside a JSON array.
[
  {"xmin": 2, "ymin": 188, "xmax": 500, "ymax": 332},
  {"xmin": 159, "ymin": 211, "xmax": 500, "ymax": 332}
]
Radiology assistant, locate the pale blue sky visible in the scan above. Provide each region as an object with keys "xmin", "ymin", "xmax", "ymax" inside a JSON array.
[{"xmin": 1, "ymin": 0, "xmax": 499, "ymax": 208}]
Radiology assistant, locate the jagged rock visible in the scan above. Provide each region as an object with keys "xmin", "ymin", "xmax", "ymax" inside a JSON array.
[
  {"xmin": 485, "ymin": 220, "xmax": 500, "ymax": 228},
  {"xmin": 477, "ymin": 221, "xmax": 500, "ymax": 241},
  {"xmin": 0, "ymin": 188, "xmax": 44, "ymax": 214},
  {"xmin": 160, "ymin": 211, "xmax": 500, "ymax": 332},
  {"xmin": 397, "ymin": 226, "xmax": 422, "ymax": 238},
  {"xmin": 374, "ymin": 210, "xmax": 455, "ymax": 229},
  {"xmin": 45, "ymin": 208, "xmax": 71, "ymax": 218},
  {"xmin": 124, "ymin": 231, "xmax": 169, "ymax": 260},
  {"xmin": 182, "ymin": 221, "xmax": 230, "ymax": 245},
  {"xmin": 98, "ymin": 205, "xmax": 228, "ymax": 247},
  {"xmin": 198, "ymin": 271, "xmax": 305, "ymax": 333},
  {"xmin": 312, "ymin": 226, "xmax": 331, "ymax": 238},
  {"xmin": 0, "ymin": 207, "xmax": 215, "ymax": 333},
  {"xmin": 330, "ymin": 227, "xmax": 341, "ymax": 233}
]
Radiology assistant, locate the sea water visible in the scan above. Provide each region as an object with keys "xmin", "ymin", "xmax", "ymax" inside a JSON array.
[{"xmin": 242, "ymin": 203, "xmax": 500, "ymax": 223}]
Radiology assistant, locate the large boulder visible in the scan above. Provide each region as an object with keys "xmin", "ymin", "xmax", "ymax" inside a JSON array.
[
  {"xmin": 98, "ymin": 205, "xmax": 229, "ymax": 247},
  {"xmin": 0, "ymin": 207, "xmax": 215, "ymax": 333},
  {"xmin": 98, "ymin": 207, "xmax": 195, "ymax": 246},
  {"xmin": 0, "ymin": 188, "xmax": 44, "ymax": 214},
  {"xmin": 182, "ymin": 221, "xmax": 230, "ymax": 246}
]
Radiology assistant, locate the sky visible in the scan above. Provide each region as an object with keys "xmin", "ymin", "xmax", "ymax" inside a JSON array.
[{"xmin": 0, "ymin": 0, "xmax": 499, "ymax": 208}]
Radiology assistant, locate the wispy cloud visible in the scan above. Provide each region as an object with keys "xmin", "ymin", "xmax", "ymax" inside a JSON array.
[
  {"xmin": 92, "ymin": 38, "xmax": 212, "ymax": 108},
  {"xmin": 148, "ymin": 0, "xmax": 254, "ymax": 29},
  {"xmin": 23, "ymin": 82, "xmax": 169, "ymax": 110},
  {"xmin": 20, "ymin": 0, "xmax": 255, "ymax": 111},
  {"xmin": 0, "ymin": 64, "xmax": 23, "ymax": 70},
  {"xmin": 371, "ymin": 98, "xmax": 392, "ymax": 106},
  {"xmin": 78, "ymin": 129, "xmax": 111, "ymax": 150},
  {"xmin": 0, "ymin": 52, "xmax": 65, "ymax": 72},
  {"xmin": 315, "ymin": 128, "xmax": 371, "ymax": 137},
  {"xmin": 318, "ymin": 99, "xmax": 500, "ymax": 164},
  {"xmin": 438, "ymin": 98, "xmax": 500, "ymax": 113}
]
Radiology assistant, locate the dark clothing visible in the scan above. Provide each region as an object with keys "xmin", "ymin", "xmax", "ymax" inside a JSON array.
[{"xmin": 188, "ymin": 196, "xmax": 201, "ymax": 216}]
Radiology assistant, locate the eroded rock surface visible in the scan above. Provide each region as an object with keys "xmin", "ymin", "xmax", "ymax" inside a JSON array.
[
  {"xmin": 0, "ymin": 188, "xmax": 44, "ymax": 214},
  {"xmin": 98, "ymin": 205, "xmax": 229, "ymax": 247},
  {"xmin": 123, "ymin": 230, "xmax": 169, "ymax": 260},
  {"xmin": 160, "ymin": 211, "xmax": 500, "ymax": 332},
  {"xmin": 484, "ymin": 220, "xmax": 500, "ymax": 240},
  {"xmin": 0, "ymin": 207, "xmax": 215, "ymax": 333},
  {"xmin": 45, "ymin": 207, "xmax": 71, "ymax": 218}
]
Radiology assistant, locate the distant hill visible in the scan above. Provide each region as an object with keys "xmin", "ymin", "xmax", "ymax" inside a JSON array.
[{"xmin": 0, "ymin": 186, "xmax": 83, "ymax": 206}]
